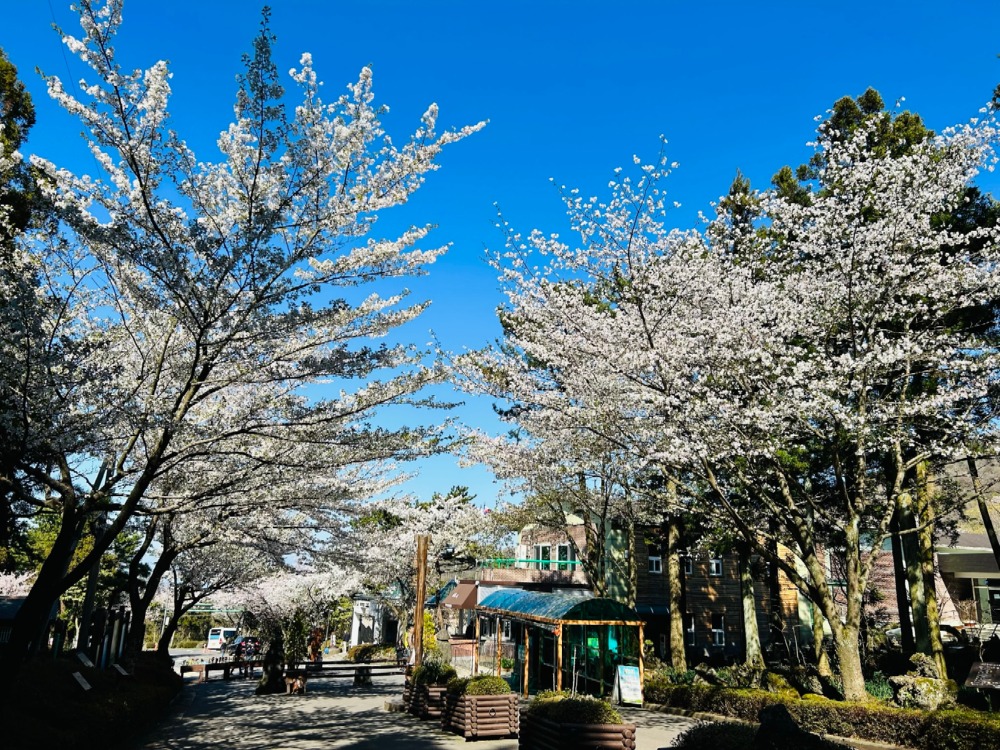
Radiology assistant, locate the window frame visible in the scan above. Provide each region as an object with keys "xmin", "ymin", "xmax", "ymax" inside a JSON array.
[
  {"xmin": 557, "ymin": 543, "xmax": 575, "ymax": 571},
  {"xmin": 534, "ymin": 544, "xmax": 551, "ymax": 571},
  {"xmin": 711, "ymin": 613, "xmax": 725, "ymax": 646}
]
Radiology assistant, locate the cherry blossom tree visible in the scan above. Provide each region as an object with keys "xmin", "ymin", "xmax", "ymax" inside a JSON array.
[
  {"xmin": 1, "ymin": 0, "xmax": 482, "ymax": 676},
  {"xmin": 0, "ymin": 571, "xmax": 33, "ymax": 598},
  {"xmin": 461, "ymin": 108, "xmax": 1000, "ymax": 699},
  {"xmin": 336, "ymin": 488, "xmax": 503, "ymax": 634}
]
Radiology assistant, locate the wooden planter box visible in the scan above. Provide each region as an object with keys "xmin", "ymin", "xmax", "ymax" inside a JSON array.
[
  {"xmin": 402, "ymin": 674, "xmax": 413, "ymax": 710},
  {"xmin": 410, "ymin": 684, "xmax": 449, "ymax": 719},
  {"xmin": 518, "ymin": 712, "xmax": 636, "ymax": 750},
  {"xmin": 441, "ymin": 692, "xmax": 519, "ymax": 739}
]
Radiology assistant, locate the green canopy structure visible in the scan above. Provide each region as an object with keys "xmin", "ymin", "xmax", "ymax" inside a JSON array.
[{"xmin": 476, "ymin": 589, "xmax": 644, "ymax": 699}]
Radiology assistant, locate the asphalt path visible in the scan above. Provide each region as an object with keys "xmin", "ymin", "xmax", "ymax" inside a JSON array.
[{"xmin": 130, "ymin": 672, "xmax": 699, "ymax": 750}]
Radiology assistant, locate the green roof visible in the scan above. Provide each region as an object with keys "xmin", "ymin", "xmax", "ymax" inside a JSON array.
[{"xmin": 477, "ymin": 589, "xmax": 640, "ymax": 623}]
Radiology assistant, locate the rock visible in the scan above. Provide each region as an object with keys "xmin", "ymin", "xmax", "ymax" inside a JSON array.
[{"xmin": 889, "ymin": 674, "xmax": 957, "ymax": 711}]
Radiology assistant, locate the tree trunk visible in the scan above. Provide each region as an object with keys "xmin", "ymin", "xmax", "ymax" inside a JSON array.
[
  {"xmin": 915, "ymin": 462, "xmax": 946, "ymax": 678},
  {"xmin": 833, "ymin": 621, "xmax": 867, "ymax": 702},
  {"xmin": 156, "ymin": 618, "xmax": 179, "ymax": 661},
  {"xmin": 889, "ymin": 510, "xmax": 915, "ymax": 653},
  {"xmin": 897, "ymin": 491, "xmax": 930, "ymax": 653},
  {"xmin": 810, "ymin": 597, "xmax": 832, "ymax": 677},
  {"xmin": 0, "ymin": 505, "xmax": 84, "ymax": 682},
  {"xmin": 665, "ymin": 514, "xmax": 687, "ymax": 671},
  {"xmin": 738, "ymin": 540, "xmax": 764, "ymax": 668},
  {"xmin": 625, "ymin": 521, "xmax": 637, "ymax": 609},
  {"xmin": 766, "ymin": 524, "xmax": 785, "ymax": 660},
  {"xmin": 968, "ymin": 456, "xmax": 1000, "ymax": 573}
]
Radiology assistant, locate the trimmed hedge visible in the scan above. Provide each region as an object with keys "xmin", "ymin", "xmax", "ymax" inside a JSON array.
[
  {"xmin": 412, "ymin": 659, "xmax": 457, "ymax": 686},
  {"xmin": 645, "ymin": 681, "xmax": 1000, "ymax": 750},
  {"xmin": 447, "ymin": 674, "xmax": 512, "ymax": 696},
  {"xmin": 347, "ymin": 642, "xmax": 396, "ymax": 663},
  {"xmin": 528, "ymin": 691, "xmax": 623, "ymax": 724}
]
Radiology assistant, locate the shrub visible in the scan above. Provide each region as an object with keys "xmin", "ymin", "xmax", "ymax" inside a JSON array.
[
  {"xmin": 347, "ymin": 642, "xmax": 396, "ymax": 663},
  {"xmin": 864, "ymin": 671, "xmax": 893, "ymax": 702},
  {"xmin": 645, "ymin": 682, "xmax": 1000, "ymax": 750},
  {"xmin": 527, "ymin": 692, "xmax": 623, "ymax": 724},
  {"xmin": 668, "ymin": 722, "xmax": 756, "ymax": 749},
  {"xmin": 466, "ymin": 675, "xmax": 511, "ymax": 695},
  {"xmin": 412, "ymin": 658, "xmax": 457, "ymax": 686}
]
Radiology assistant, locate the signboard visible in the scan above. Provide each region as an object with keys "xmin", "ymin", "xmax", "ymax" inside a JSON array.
[
  {"xmin": 614, "ymin": 665, "xmax": 643, "ymax": 705},
  {"xmin": 965, "ymin": 661, "xmax": 1000, "ymax": 691}
]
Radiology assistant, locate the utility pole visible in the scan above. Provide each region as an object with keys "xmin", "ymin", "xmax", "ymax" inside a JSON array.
[{"xmin": 413, "ymin": 533, "xmax": 430, "ymax": 667}]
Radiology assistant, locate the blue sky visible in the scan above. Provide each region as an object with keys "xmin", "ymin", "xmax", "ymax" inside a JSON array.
[{"xmin": 4, "ymin": 1, "xmax": 1000, "ymax": 508}]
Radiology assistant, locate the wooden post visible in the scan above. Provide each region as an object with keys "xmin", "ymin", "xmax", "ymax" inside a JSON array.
[
  {"xmin": 495, "ymin": 616, "xmax": 502, "ymax": 677},
  {"xmin": 473, "ymin": 615, "xmax": 480, "ymax": 675},
  {"xmin": 522, "ymin": 626, "xmax": 530, "ymax": 697},
  {"xmin": 413, "ymin": 533, "xmax": 430, "ymax": 667},
  {"xmin": 638, "ymin": 622, "xmax": 645, "ymax": 687},
  {"xmin": 555, "ymin": 625, "xmax": 563, "ymax": 691}
]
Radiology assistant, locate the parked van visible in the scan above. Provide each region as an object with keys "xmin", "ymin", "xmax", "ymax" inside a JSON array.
[{"xmin": 206, "ymin": 627, "xmax": 238, "ymax": 650}]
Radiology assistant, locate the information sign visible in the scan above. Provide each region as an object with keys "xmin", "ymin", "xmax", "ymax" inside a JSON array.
[
  {"xmin": 966, "ymin": 661, "xmax": 1000, "ymax": 691},
  {"xmin": 614, "ymin": 665, "xmax": 643, "ymax": 705}
]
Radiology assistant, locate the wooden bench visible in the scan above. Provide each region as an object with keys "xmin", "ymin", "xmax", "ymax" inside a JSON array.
[
  {"xmin": 283, "ymin": 660, "xmax": 405, "ymax": 681},
  {"xmin": 180, "ymin": 657, "xmax": 263, "ymax": 683}
]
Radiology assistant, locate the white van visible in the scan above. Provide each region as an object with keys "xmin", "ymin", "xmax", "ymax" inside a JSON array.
[{"xmin": 206, "ymin": 627, "xmax": 238, "ymax": 650}]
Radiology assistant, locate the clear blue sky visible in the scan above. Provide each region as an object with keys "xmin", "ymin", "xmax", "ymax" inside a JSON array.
[{"xmin": 4, "ymin": 1, "xmax": 1000, "ymax": 508}]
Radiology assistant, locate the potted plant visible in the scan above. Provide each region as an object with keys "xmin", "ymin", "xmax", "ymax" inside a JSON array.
[
  {"xmin": 519, "ymin": 692, "xmax": 636, "ymax": 750},
  {"xmin": 441, "ymin": 675, "xmax": 519, "ymax": 740},
  {"xmin": 409, "ymin": 659, "xmax": 457, "ymax": 719}
]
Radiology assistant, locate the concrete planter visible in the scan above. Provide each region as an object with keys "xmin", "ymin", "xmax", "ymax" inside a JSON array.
[
  {"xmin": 518, "ymin": 712, "xmax": 636, "ymax": 750},
  {"xmin": 441, "ymin": 692, "xmax": 519, "ymax": 739}
]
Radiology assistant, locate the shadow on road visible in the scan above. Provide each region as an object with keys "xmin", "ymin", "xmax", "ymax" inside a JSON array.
[{"xmin": 132, "ymin": 674, "xmax": 518, "ymax": 749}]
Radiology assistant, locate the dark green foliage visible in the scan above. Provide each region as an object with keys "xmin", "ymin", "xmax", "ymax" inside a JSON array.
[
  {"xmin": 527, "ymin": 691, "xmax": 623, "ymax": 724},
  {"xmin": 0, "ymin": 46, "xmax": 36, "ymax": 243},
  {"xmin": 0, "ymin": 654, "xmax": 181, "ymax": 750},
  {"xmin": 669, "ymin": 722, "xmax": 757, "ymax": 749},
  {"xmin": 411, "ymin": 659, "xmax": 457, "ymax": 686},
  {"xmin": 645, "ymin": 682, "xmax": 1000, "ymax": 750},
  {"xmin": 347, "ymin": 642, "xmax": 396, "ymax": 662},
  {"xmin": 864, "ymin": 671, "xmax": 893, "ymax": 702},
  {"xmin": 447, "ymin": 674, "xmax": 511, "ymax": 695}
]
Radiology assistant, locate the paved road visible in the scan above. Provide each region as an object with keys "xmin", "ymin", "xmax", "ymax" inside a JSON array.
[{"xmin": 131, "ymin": 673, "xmax": 698, "ymax": 750}]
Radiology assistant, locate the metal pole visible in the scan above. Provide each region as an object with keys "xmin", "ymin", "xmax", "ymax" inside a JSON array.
[{"xmin": 413, "ymin": 533, "xmax": 430, "ymax": 667}]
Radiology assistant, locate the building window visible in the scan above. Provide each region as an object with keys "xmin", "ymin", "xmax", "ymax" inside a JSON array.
[
  {"xmin": 502, "ymin": 619, "xmax": 512, "ymax": 640},
  {"xmin": 557, "ymin": 543, "xmax": 576, "ymax": 571},
  {"xmin": 684, "ymin": 613, "xmax": 696, "ymax": 647},
  {"xmin": 648, "ymin": 544, "xmax": 662, "ymax": 574},
  {"xmin": 534, "ymin": 544, "xmax": 551, "ymax": 571},
  {"xmin": 709, "ymin": 557, "xmax": 723, "ymax": 577},
  {"xmin": 711, "ymin": 613, "xmax": 725, "ymax": 646},
  {"xmin": 683, "ymin": 556, "xmax": 693, "ymax": 576}
]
